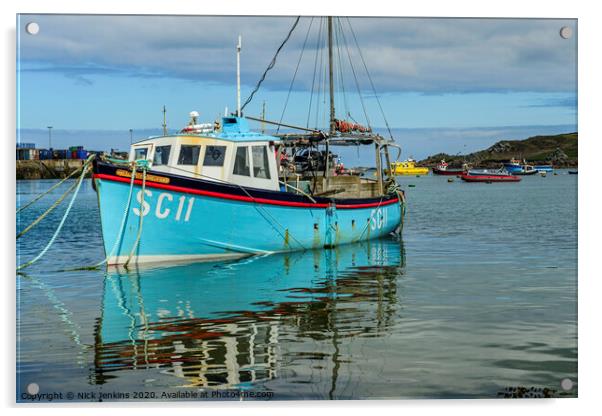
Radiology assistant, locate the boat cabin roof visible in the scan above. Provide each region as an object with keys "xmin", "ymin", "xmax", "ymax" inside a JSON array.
[{"xmin": 137, "ymin": 116, "xmax": 280, "ymax": 144}]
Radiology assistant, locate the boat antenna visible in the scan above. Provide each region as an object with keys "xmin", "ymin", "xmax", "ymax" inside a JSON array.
[
  {"xmin": 240, "ymin": 16, "xmax": 301, "ymax": 113},
  {"xmin": 261, "ymin": 101, "xmax": 266, "ymax": 134},
  {"xmin": 236, "ymin": 35, "xmax": 242, "ymax": 117},
  {"xmin": 162, "ymin": 105, "xmax": 168, "ymax": 136}
]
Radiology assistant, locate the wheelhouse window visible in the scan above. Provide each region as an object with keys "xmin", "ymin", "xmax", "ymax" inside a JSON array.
[
  {"xmin": 203, "ymin": 145, "xmax": 227, "ymax": 167},
  {"xmin": 233, "ymin": 146, "xmax": 250, "ymax": 176},
  {"xmin": 153, "ymin": 145, "xmax": 171, "ymax": 165},
  {"xmin": 133, "ymin": 147, "xmax": 148, "ymax": 160},
  {"xmin": 252, "ymin": 146, "xmax": 271, "ymax": 179},
  {"xmin": 177, "ymin": 145, "xmax": 201, "ymax": 165}
]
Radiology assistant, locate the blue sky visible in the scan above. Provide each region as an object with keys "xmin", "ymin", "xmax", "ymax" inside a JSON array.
[{"xmin": 16, "ymin": 15, "xmax": 577, "ymax": 159}]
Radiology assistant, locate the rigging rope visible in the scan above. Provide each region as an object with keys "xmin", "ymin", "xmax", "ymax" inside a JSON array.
[
  {"xmin": 278, "ymin": 17, "xmax": 314, "ymax": 133},
  {"xmin": 124, "ymin": 167, "xmax": 147, "ymax": 268},
  {"xmin": 345, "ymin": 18, "xmax": 395, "ymax": 140},
  {"xmin": 16, "ymin": 178, "xmax": 80, "ymax": 240},
  {"xmin": 307, "ymin": 17, "xmax": 324, "ymax": 129},
  {"xmin": 16, "ymin": 162, "xmax": 87, "ymax": 214},
  {"xmin": 240, "ymin": 16, "xmax": 301, "ymax": 113},
  {"xmin": 337, "ymin": 18, "xmax": 372, "ymax": 129}
]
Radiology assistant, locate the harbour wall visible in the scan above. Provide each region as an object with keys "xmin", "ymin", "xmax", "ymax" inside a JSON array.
[{"xmin": 16, "ymin": 159, "xmax": 92, "ymax": 180}]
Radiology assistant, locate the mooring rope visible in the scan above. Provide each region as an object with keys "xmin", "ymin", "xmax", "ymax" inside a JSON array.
[
  {"xmin": 17, "ymin": 159, "xmax": 92, "ymax": 271},
  {"xmin": 16, "ymin": 162, "xmax": 87, "ymax": 214},
  {"xmin": 16, "ymin": 177, "xmax": 81, "ymax": 240},
  {"xmin": 124, "ymin": 167, "xmax": 147, "ymax": 268},
  {"xmin": 54, "ymin": 162, "xmax": 144, "ymax": 272}
]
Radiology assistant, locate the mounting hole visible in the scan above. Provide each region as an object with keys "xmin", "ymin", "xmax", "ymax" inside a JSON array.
[
  {"xmin": 559, "ymin": 26, "xmax": 572, "ymax": 39},
  {"xmin": 560, "ymin": 378, "xmax": 573, "ymax": 391},
  {"xmin": 27, "ymin": 383, "xmax": 40, "ymax": 395},
  {"xmin": 25, "ymin": 22, "xmax": 40, "ymax": 35}
]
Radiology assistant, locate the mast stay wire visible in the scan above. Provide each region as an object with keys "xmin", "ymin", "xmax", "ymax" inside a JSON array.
[
  {"xmin": 337, "ymin": 18, "xmax": 372, "ymax": 130},
  {"xmin": 315, "ymin": 19, "xmax": 327, "ymax": 130},
  {"xmin": 277, "ymin": 17, "xmax": 315, "ymax": 134},
  {"xmin": 334, "ymin": 19, "xmax": 351, "ymax": 121},
  {"xmin": 307, "ymin": 17, "xmax": 323, "ymax": 129},
  {"xmin": 345, "ymin": 17, "xmax": 395, "ymax": 140},
  {"xmin": 240, "ymin": 16, "xmax": 301, "ymax": 113}
]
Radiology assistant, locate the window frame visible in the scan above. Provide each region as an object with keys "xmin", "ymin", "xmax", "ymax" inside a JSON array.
[
  {"xmin": 203, "ymin": 145, "xmax": 227, "ymax": 167},
  {"xmin": 132, "ymin": 145, "xmax": 151, "ymax": 161},
  {"xmin": 153, "ymin": 145, "xmax": 172, "ymax": 166},
  {"xmin": 177, "ymin": 144, "xmax": 202, "ymax": 166},
  {"xmin": 232, "ymin": 145, "xmax": 251, "ymax": 177},
  {"xmin": 251, "ymin": 145, "xmax": 272, "ymax": 180}
]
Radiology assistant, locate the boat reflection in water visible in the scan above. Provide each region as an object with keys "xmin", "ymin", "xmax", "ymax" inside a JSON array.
[{"xmin": 94, "ymin": 238, "xmax": 405, "ymax": 391}]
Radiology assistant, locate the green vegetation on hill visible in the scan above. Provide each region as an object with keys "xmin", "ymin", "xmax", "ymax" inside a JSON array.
[{"xmin": 420, "ymin": 132, "xmax": 577, "ymax": 167}]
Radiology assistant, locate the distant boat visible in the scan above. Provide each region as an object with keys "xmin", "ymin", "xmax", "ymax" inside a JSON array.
[
  {"xmin": 502, "ymin": 159, "xmax": 523, "ymax": 174},
  {"xmin": 533, "ymin": 164, "xmax": 554, "ymax": 172},
  {"xmin": 461, "ymin": 168, "xmax": 521, "ymax": 183},
  {"xmin": 503, "ymin": 159, "xmax": 540, "ymax": 175},
  {"xmin": 568, "ymin": 170, "xmax": 578, "ymax": 174},
  {"xmin": 514, "ymin": 165, "xmax": 538, "ymax": 175},
  {"xmin": 431, "ymin": 159, "xmax": 467, "ymax": 176},
  {"xmin": 389, "ymin": 159, "xmax": 429, "ymax": 176}
]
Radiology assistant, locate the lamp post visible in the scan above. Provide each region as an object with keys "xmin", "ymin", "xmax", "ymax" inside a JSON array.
[
  {"xmin": 47, "ymin": 126, "xmax": 53, "ymax": 149},
  {"xmin": 129, "ymin": 129, "xmax": 133, "ymax": 144}
]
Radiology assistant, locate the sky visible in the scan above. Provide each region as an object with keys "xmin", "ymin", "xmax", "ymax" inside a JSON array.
[{"xmin": 16, "ymin": 15, "xmax": 577, "ymax": 160}]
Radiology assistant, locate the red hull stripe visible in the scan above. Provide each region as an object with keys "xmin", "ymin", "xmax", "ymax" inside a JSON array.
[{"xmin": 93, "ymin": 173, "xmax": 399, "ymax": 209}]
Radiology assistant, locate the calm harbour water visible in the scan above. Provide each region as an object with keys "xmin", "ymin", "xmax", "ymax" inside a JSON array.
[{"xmin": 16, "ymin": 172, "xmax": 577, "ymax": 401}]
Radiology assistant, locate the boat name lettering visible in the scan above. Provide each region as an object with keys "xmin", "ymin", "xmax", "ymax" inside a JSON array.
[
  {"xmin": 116, "ymin": 169, "xmax": 170, "ymax": 184},
  {"xmin": 133, "ymin": 190, "xmax": 194, "ymax": 222}
]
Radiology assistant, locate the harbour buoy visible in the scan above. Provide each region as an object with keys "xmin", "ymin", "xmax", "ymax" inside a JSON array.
[
  {"xmin": 408, "ymin": 184, "xmax": 416, "ymax": 188},
  {"xmin": 447, "ymin": 178, "xmax": 454, "ymax": 183}
]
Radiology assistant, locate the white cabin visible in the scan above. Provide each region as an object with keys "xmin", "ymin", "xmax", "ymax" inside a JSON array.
[{"xmin": 129, "ymin": 116, "xmax": 280, "ymax": 191}]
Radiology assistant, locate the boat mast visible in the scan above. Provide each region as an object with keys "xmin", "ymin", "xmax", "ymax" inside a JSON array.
[
  {"xmin": 328, "ymin": 17, "xmax": 336, "ymax": 136},
  {"xmin": 324, "ymin": 17, "xmax": 336, "ymax": 179},
  {"xmin": 236, "ymin": 35, "xmax": 242, "ymax": 117}
]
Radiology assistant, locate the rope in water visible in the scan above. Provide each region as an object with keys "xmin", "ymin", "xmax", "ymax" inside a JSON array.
[
  {"xmin": 16, "ymin": 158, "xmax": 92, "ymax": 271},
  {"xmin": 16, "ymin": 162, "xmax": 88, "ymax": 214}
]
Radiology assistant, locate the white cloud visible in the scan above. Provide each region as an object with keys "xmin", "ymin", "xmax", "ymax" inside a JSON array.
[{"xmin": 18, "ymin": 15, "xmax": 577, "ymax": 93}]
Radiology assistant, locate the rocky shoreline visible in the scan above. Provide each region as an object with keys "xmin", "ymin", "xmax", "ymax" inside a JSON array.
[{"xmin": 419, "ymin": 132, "xmax": 578, "ymax": 168}]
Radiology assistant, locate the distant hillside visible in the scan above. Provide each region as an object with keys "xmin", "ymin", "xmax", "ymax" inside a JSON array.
[{"xmin": 420, "ymin": 132, "xmax": 577, "ymax": 167}]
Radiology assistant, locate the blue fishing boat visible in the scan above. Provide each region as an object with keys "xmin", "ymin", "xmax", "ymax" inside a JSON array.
[
  {"xmin": 92, "ymin": 18, "xmax": 405, "ymax": 266},
  {"xmin": 502, "ymin": 159, "xmax": 523, "ymax": 173},
  {"xmin": 504, "ymin": 158, "xmax": 552, "ymax": 174}
]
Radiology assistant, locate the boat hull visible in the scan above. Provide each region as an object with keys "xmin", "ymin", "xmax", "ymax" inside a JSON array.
[
  {"xmin": 534, "ymin": 165, "xmax": 554, "ymax": 172},
  {"xmin": 432, "ymin": 167, "xmax": 465, "ymax": 176},
  {"xmin": 391, "ymin": 168, "xmax": 429, "ymax": 175},
  {"xmin": 502, "ymin": 163, "xmax": 523, "ymax": 173},
  {"xmin": 93, "ymin": 162, "xmax": 402, "ymax": 265},
  {"xmin": 513, "ymin": 169, "xmax": 538, "ymax": 176},
  {"xmin": 460, "ymin": 173, "xmax": 521, "ymax": 183}
]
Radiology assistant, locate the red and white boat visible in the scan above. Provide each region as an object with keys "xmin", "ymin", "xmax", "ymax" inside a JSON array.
[{"xmin": 431, "ymin": 159, "xmax": 467, "ymax": 176}]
